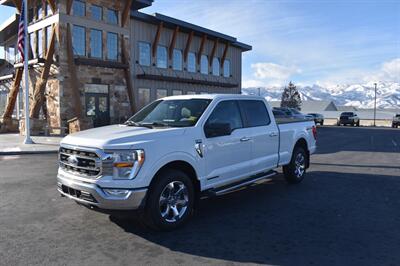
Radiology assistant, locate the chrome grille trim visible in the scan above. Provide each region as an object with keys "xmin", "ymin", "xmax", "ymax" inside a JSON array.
[{"xmin": 59, "ymin": 145, "xmax": 104, "ymax": 179}]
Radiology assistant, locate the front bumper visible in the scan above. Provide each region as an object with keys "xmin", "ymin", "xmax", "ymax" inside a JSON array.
[
  {"xmin": 339, "ymin": 119, "xmax": 355, "ymax": 124},
  {"xmin": 57, "ymin": 173, "xmax": 147, "ymax": 210}
]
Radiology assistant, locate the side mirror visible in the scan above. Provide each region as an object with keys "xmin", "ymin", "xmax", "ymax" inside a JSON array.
[{"xmin": 204, "ymin": 122, "xmax": 232, "ymax": 138}]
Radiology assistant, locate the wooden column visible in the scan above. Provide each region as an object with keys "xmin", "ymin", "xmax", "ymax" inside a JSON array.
[
  {"xmin": 168, "ymin": 26, "xmax": 179, "ymax": 59},
  {"xmin": 11, "ymin": 0, "xmax": 22, "ymax": 13},
  {"xmin": 121, "ymin": 37, "xmax": 136, "ymax": 113},
  {"xmin": 122, "ymin": 0, "xmax": 133, "ymax": 27},
  {"xmin": 152, "ymin": 22, "xmax": 163, "ymax": 57},
  {"xmin": 66, "ymin": 24, "xmax": 82, "ymax": 118},
  {"xmin": 209, "ymin": 38, "xmax": 219, "ymax": 66},
  {"xmin": 30, "ymin": 24, "xmax": 57, "ymax": 118},
  {"xmin": 221, "ymin": 42, "xmax": 229, "ymax": 67},
  {"xmin": 2, "ymin": 68, "xmax": 23, "ymax": 119},
  {"xmin": 184, "ymin": 31, "xmax": 194, "ymax": 62},
  {"xmin": 66, "ymin": 0, "xmax": 73, "ymax": 15},
  {"xmin": 197, "ymin": 35, "xmax": 207, "ymax": 64}
]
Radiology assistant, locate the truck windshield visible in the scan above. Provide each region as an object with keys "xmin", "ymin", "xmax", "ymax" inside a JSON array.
[{"xmin": 125, "ymin": 99, "xmax": 212, "ymax": 128}]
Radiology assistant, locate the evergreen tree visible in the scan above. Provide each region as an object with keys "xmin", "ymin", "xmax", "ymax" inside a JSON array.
[{"xmin": 281, "ymin": 81, "xmax": 302, "ymax": 110}]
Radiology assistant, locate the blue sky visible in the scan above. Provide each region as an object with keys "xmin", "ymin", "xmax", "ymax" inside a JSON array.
[{"xmin": 1, "ymin": 0, "xmax": 399, "ymax": 87}]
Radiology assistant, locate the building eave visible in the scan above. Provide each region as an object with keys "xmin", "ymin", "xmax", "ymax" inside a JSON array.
[
  {"xmin": 0, "ymin": 14, "xmax": 18, "ymax": 44},
  {"xmin": 131, "ymin": 11, "xmax": 252, "ymax": 52}
]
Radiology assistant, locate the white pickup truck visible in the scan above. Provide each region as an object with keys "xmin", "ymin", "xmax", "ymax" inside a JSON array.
[{"xmin": 58, "ymin": 94, "xmax": 317, "ymax": 230}]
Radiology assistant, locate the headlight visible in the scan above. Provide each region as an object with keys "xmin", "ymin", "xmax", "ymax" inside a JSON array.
[{"xmin": 111, "ymin": 150, "xmax": 145, "ymax": 179}]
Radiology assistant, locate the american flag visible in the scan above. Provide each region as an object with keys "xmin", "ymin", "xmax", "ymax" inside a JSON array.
[{"xmin": 17, "ymin": 2, "xmax": 25, "ymax": 62}]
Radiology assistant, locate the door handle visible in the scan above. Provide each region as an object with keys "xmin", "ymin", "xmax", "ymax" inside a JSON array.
[
  {"xmin": 269, "ymin": 132, "xmax": 278, "ymax": 137},
  {"xmin": 240, "ymin": 137, "xmax": 251, "ymax": 142}
]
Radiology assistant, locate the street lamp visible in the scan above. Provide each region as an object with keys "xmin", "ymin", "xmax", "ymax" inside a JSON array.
[{"xmin": 373, "ymin": 83, "xmax": 377, "ymax": 127}]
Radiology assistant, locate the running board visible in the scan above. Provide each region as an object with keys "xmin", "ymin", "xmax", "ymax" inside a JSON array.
[{"xmin": 203, "ymin": 170, "xmax": 277, "ymax": 197}]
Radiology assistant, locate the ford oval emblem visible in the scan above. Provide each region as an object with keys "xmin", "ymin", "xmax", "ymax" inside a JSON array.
[{"xmin": 67, "ymin": 155, "xmax": 79, "ymax": 166}]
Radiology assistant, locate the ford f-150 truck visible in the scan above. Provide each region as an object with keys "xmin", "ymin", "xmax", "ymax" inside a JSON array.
[{"xmin": 57, "ymin": 94, "xmax": 317, "ymax": 230}]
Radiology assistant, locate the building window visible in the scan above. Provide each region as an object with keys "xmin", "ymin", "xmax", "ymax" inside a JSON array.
[
  {"xmin": 45, "ymin": 26, "xmax": 52, "ymax": 52},
  {"xmin": 107, "ymin": 32, "xmax": 118, "ymax": 60},
  {"xmin": 107, "ymin": 9, "xmax": 118, "ymax": 25},
  {"xmin": 90, "ymin": 29, "xmax": 102, "ymax": 58},
  {"xmin": 91, "ymin": 5, "xmax": 102, "ymax": 21},
  {"xmin": 187, "ymin": 91, "xmax": 196, "ymax": 95},
  {"xmin": 212, "ymin": 57, "xmax": 220, "ymax": 76},
  {"xmin": 29, "ymin": 32, "xmax": 36, "ymax": 59},
  {"xmin": 187, "ymin": 52, "xmax": 196, "ymax": 73},
  {"xmin": 28, "ymin": 8, "xmax": 34, "ymax": 23},
  {"xmin": 156, "ymin": 89, "xmax": 168, "ymax": 99},
  {"xmin": 200, "ymin": 55, "xmax": 208, "ymax": 74},
  {"xmin": 72, "ymin": 25, "xmax": 86, "ymax": 56},
  {"xmin": 224, "ymin": 59, "xmax": 231, "ymax": 77},
  {"xmin": 38, "ymin": 29, "xmax": 43, "ymax": 57},
  {"xmin": 138, "ymin": 88, "xmax": 151, "ymax": 109},
  {"xmin": 7, "ymin": 46, "xmax": 15, "ymax": 64},
  {"xmin": 172, "ymin": 49, "xmax": 182, "ymax": 71},
  {"xmin": 46, "ymin": 3, "xmax": 52, "ymax": 16},
  {"xmin": 156, "ymin": 45, "xmax": 167, "ymax": 69},
  {"xmin": 172, "ymin": 90, "xmax": 182, "ymax": 96},
  {"xmin": 37, "ymin": 2, "xmax": 43, "ymax": 20},
  {"xmin": 138, "ymin": 42, "xmax": 150, "ymax": 66},
  {"xmin": 73, "ymin": 0, "xmax": 85, "ymax": 17}
]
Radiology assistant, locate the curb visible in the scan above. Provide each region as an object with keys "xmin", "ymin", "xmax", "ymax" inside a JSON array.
[{"xmin": 0, "ymin": 150, "xmax": 59, "ymax": 156}]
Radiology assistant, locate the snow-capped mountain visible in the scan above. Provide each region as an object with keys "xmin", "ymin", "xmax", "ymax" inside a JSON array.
[{"xmin": 242, "ymin": 82, "xmax": 400, "ymax": 109}]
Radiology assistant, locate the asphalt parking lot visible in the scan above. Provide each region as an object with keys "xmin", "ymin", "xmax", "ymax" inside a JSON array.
[{"xmin": 1, "ymin": 126, "xmax": 399, "ymax": 266}]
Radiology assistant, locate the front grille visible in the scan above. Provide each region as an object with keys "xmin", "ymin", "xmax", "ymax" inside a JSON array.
[
  {"xmin": 60, "ymin": 184, "xmax": 97, "ymax": 203},
  {"xmin": 59, "ymin": 147, "xmax": 101, "ymax": 178}
]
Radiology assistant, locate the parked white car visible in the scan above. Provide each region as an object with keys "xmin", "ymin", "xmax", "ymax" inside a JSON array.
[{"xmin": 57, "ymin": 94, "xmax": 317, "ymax": 230}]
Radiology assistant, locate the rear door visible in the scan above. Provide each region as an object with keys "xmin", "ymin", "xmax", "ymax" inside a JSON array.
[
  {"xmin": 239, "ymin": 100, "xmax": 279, "ymax": 172},
  {"xmin": 203, "ymin": 100, "xmax": 253, "ymax": 187}
]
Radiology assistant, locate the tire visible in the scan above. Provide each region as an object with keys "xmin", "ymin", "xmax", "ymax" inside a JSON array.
[
  {"xmin": 283, "ymin": 146, "xmax": 307, "ymax": 184},
  {"xmin": 320, "ymin": 121, "xmax": 324, "ymax": 126},
  {"xmin": 144, "ymin": 169, "xmax": 195, "ymax": 231},
  {"xmin": 357, "ymin": 121, "xmax": 360, "ymax": 127}
]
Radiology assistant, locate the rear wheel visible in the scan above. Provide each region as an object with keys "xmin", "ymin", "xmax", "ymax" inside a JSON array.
[
  {"xmin": 283, "ymin": 147, "xmax": 307, "ymax": 184},
  {"xmin": 144, "ymin": 169, "xmax": 194, "ymax": 231},
  {"xmin": 320, "ymin": 121, "xmax": 324, "ymax": 126}
]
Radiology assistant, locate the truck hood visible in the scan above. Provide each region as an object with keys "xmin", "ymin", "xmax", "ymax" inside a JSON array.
[{"xmin": 61, "ymin": 124, "xmax": 186, "ymax": 150}]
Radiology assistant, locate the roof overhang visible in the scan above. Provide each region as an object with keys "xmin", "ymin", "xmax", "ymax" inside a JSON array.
[
  {"xmin": 0, "ymin": 14, "xmax": 18, "ymax": 44},
  {"xmin": 131, "ymin": 0, "xmax": 153, "ymax": 11},
  {"xmin": 131, "ymin": 11, "xmax": 252, "ymax": 52}
]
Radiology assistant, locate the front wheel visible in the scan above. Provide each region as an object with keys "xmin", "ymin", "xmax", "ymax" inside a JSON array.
[
  {"xmin": 144, "ymin": 169, "xmax": 194, "ymax": 231},
  {"xmin": 283, "ymin": 147, "xmax": 307, "ymax": 184}
]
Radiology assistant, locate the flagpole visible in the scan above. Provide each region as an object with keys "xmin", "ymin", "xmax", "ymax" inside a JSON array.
[{"xmin": 23, "ymin": 0, "xmax": 33, "ymax": 144}]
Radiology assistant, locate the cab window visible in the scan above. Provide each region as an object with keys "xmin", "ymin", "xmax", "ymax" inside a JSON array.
[
  {"xmin": 205, "ymin": 100, "xmax": 243, "ymax": 131},
  {"xmin": 239, "ymin": 100, "xmax": 271, "ymax": 127}
]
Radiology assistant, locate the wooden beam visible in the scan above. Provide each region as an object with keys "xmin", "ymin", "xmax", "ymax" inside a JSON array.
[
  {"xmin": 2, "ymin": 68, "xmax": 23, "ymax": 119},
  {"xmin": 221, "ymin": 42, "xmax": 229, "ymax": 67},
  {"xmin": 152, "ymin": 22, "xmax": 163, "ymax": 58},
  {"xmin": 184, "ymin": 31, "xmax": 194, "ymax": 62},
  {"xmin": 122, "ymin": 0, "xmax": 132, "ymax": 27},
  {"xmin": 66, "ymin": 0, "xmax": 73, "ymax": 15},
  {"xmin": 121, "ymin": 37, "xmax": 136, "ymax": 113},
  {"xmin": 66, "ymin": 23, "xmax": 82, "ymax": 118},
  {"xmin": 197, "ymin": 35, "xmax": 207, "ymax": 64},
  {"xmin": 45, "ymin": 0, "xmax": 56, "ymax": 14},
  {"xmin": 209, "ymin": 38, "xmax": 218, "ymax": 66},
  {"xmin": 168, "ymin": 26, "xmax": 179, "ymax": 60},
  {"xmin": 30, "ymin": 24, "xmax": 56, "ymax": 118},
  {"xmin": 11, "ymin": 0, "xmax": 22, "ymax": 13}
]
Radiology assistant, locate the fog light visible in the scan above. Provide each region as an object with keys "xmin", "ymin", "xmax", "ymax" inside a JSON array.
[{"xmin": 103, "ymin": 189, "xmax": 131, "ymax": 198}]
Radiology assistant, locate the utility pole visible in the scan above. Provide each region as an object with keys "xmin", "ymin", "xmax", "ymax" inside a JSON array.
[
  {"xmin": 23, "ymin": 0, "xmax": 33, "ymax": 144},
  {"xmin": 373, "ymin": 82, "xmax": 377, "ymax": 127}
]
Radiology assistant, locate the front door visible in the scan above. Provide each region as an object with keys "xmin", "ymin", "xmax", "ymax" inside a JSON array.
[
  {"xmin": 203, "ymin": 100, "xmax": 253, "ymax": 188},
  {"xmin": 85, "ymin": 93, "xmax": 110, "ymax": 127}
]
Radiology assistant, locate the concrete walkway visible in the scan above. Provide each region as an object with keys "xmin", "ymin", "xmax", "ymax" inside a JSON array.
[{"xmin": 0, "ymin": 134, "xmax": 62, "ymax": 155}]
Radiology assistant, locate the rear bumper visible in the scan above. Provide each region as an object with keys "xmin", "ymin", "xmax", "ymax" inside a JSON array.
[
  {"xmin": 339, "ymin": 119, "xmax": 355, "ymax": 124},
  {"xmin": 57, "ymin": 173, "xmax": 147, "ymax": 210}
]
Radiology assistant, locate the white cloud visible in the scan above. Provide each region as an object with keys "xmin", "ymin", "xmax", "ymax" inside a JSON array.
[
  {"xmin": 245, "ymin": 62, "xmax": 301, "ymax": 87},
  {"xmin": 381, "ymin": 58, "xmax": 400, "ymax": 81}
]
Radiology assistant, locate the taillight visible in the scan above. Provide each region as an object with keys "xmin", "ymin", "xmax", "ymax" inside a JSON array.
[{"xmin": 312, "ymin": 126, "xmax": 317, "ymax": 140}]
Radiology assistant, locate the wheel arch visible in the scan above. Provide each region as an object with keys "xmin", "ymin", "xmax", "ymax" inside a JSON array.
[{"xmin": 293, "ymin": 137, "xmax": 310, "ymax": 168}]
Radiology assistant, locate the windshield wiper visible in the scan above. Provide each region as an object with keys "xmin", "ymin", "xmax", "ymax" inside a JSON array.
[{"xmin": 139, "ymin": 122, "xmax": 170, "ymax": 128}]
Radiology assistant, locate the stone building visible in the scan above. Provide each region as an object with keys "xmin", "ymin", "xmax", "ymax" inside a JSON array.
[{"xmin": 0, "ymin": 0, "xmax": 251, "ymax": 134}]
